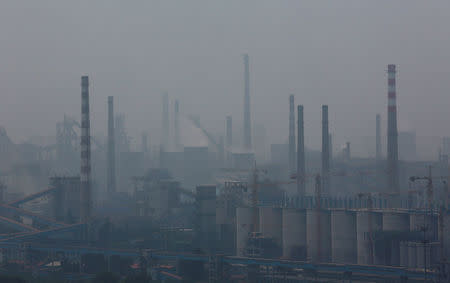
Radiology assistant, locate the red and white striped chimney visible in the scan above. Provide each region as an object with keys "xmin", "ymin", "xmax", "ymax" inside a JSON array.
[{"xmin": 80, "ymin": 76, "xmax": 91, "ymax": 222}]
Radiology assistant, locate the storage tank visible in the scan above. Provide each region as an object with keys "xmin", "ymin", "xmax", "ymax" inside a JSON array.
[
  {"xmin": 408, "ymin": 242, "xmax": 417, "ymax": 268},
  {"xmin": 382, "ymin": 211, "xmax": 410, "ymax": 266},
  {"xmin": 440, "ymin": 211, "xmax": 450, "ymax": 261},
  {"xmin": 236, "ymin": 207, "xmax": 253, "ymax": 256},
  {"xmin": 282, "ymin": 208, "xmax": 306, "ymax": 259},
  {"xmin": 356, "ymin": 210, "xmax": 382, "ymax": 265},
  {"xmin": 259, "ymin": 207, "xmax": 282, "ymax": 247},
  {"xmin": 307, "ymin": 209, "xmax": 331, "ymax": 262},
  {"xmin": 399, "ymin": 241, "xmax": 408, "ymax": 267},
  {"xmin": 410, "ymin": 212, "xmax": 438, "ymax": 241},
  {"xmin": 331, "ymin": 210, "xmax": 356, "ymax": 263}
]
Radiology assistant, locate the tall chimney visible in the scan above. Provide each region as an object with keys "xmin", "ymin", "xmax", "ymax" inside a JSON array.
[
  {"xmin": 289, "ymin": 95, "xmax": 295, "ymax": 174},
  {"xmin": 226, "ymin": 116, "xmax": 232, "ymax": 166},
  {"xmin": 297, "ymin": 105, "xmax": 305, "ymax": 196},
  {"xmin": 107, "ymin": 96, "xmax": 116, "ymax": 194},
  {"xmin": 376, "ymin": 114, "xmax": 381, "ymax": 160},
  {"xmin": 243, "ymin": 54, "xmax": 252, "ymax": 151},
  {"xmin": 322, "ymin": 105, "xmax": 330, "ymax": 195},
  {"xmin": 80, "ymin": 76, "xmax": 91, "ymax": 222},
  {"xmin": 174, "ymin": 100, "xmax": 180, "ymax": 150},
  {"xmin": 387, "ymin": 65, "xmax": 399, "ymax": 193},
  {"xmin": 162, "ymin": 92, "xmax": 169, "ymax": 150},
  {"xmin": 345, "ymin": 142, "xmax": 351, "ymax": 161},
  {"xmin": 329, "ymin": 134, "xmax": 333, "ymax": 168}
]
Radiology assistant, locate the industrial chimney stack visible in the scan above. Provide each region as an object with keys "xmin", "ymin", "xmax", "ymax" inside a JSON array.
[
  {"xmin": 162, "ymin": 92, "xmax": 169, "ymax": 150},
  {"xmin": 107, "ymin": 96, "xmax": 116, "ymax": 194},
  {"xmin": 376, "ymin": 114, "xmax": 381, "ymax": 160},
  {"xmin": 174, "ymin": 100, "xmax": 180, "ymax": 150},
  {"xmin": 289, "ymin": 95, "xmax": 295, "ymax": 174},
  {"xmin": 243, "ymin": 54, "xmax": 252, "ymax": 151},
  {"xmin": 297, "ymin": 105, "xmax": 305, "ymax": 196},
  {"xmin": 387, "ymin": 65, "xmax": 399, "ymax": 193},
  {"xmin": 80, "ymin": 76, "xmax": 91, "ymax": 222},
  {"xmin": 322, "ymin": 105, "xmax": 330, "ymax": 195},
  {"xmin": 226, "ymin": 116, "xmax": 232, "ymax": 166}
]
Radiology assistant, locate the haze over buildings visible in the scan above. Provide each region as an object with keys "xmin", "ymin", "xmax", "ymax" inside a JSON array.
[{"xmin": 0, "ymin": 1, "xmax": 450, "ymax": 281}]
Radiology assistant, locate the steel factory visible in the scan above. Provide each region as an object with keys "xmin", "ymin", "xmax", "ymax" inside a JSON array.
[
  {"xmin": 0, "ymin": 56, "xmax": 448, "ymax": 282},
  {"xmin": 3, "ymin": 2, "xmax": 450, "ymax": 282}
]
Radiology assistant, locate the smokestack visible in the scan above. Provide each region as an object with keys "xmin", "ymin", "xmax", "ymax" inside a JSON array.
[
  {"xmin": 162, "ymin": 92, "xmax": 169, "ymax": 150},
  {"xmin": 107, "ymin": 96, "xmax": 116, "ymax": 194},
  {"xmin": 289, "ymin": 95, "xmax": 295, "ymax": 174},
  {"xmin": 322, "ymin": 105, "xmax": 330, "ymax": 195},
  {"xmin": 243, "ymin": 54, "xmax": 252, "ymax": 151},
  {"xmin": 376, "ymin": 114, "xmax": 381, "ymax": 160},
  {"xmin": 174, "ymin": 100, "xmax": 180, "ymax": 150},
  {"xmin": 329, "ymin": 134, "xmax": 333, "ymax": 168},
  {"xmin": 226, "ymin": 116, "xmax": 232, "ymax": 166},
  {"xmin": 80, "ymin": 76, "xmax": 91, "ymax": 222},
  {"xmin": 387, "ymin": 64, "xmax": 399, "ymax": 193},
  {"xmin": 142, "ymin": 132, "xmax": 148, "ymax": 153},
  {"xmin": 297, "ymin": 105, "xmax": 305, "ymax": 196},
  {"xmin": 218, "ymin": 136, "xmax": 224, "ymax": 167},
  {"xmin": 345, "ymin": 142, "xmax": 351, "ymax": 161}
]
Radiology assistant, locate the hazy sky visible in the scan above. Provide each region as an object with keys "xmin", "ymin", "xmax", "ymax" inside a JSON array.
[{"xmin": 1, "ymin": 1, "xmax": 450, "ymax": 159}]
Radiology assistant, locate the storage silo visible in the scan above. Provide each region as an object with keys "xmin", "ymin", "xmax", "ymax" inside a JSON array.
[
  {"xmin": 356, "ymin": 210, "xmax": 382, "ymax": 265},
  {"xmin": 282, "ymin": 208, "xmax": 306, "ymax": 259},
  {"xmin": 236, "ymin": 207, "xmax": 253, "ymax": 256},
  {"xmin": 331, "ymin": 209, "xmax": 357, "ymax": 263},
  {"xmin": 307, "ymin": 209, "xmax": 331, "ymax": 262}
]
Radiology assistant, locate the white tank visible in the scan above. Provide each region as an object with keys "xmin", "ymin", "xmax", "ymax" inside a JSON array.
[
  {"xmin": 331, "ymin": 210, "xmax": 356, "ymax": 263},
  {"xmin": 236, "ymin": 207, "xmax": 253, "ymax": 256},
  {"xmin": 356, "ymin": 210, "xmax": 382, "ymax": 265},
  {"xmin": 259, "ymin": 207, "xmax": 282, "ymax": 247},
  {"xmin": 307, "ymin": 209, "xmax": 331, "ymax": 262},
  {"xmin": 282, "ymin": 208, "xmax": 306, "ymax": 259},
  {"xmin": 382, "ymin": 211, "xmax": 410, "ymax": 266}
]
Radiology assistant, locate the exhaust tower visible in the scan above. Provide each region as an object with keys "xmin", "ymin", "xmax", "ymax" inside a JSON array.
[
  {"xmin": 162, "ymin": 92, "xmax": 169, "ymax": 150},
  {"xmin": 80, "ymin": 76, "xmax": 91, "ymax": 222},
  {"xmin": 297, "ymin": 105, "xmax": 305, "ymax": 196},
  {"xmin": 322, "ymin": 105, "xmax": 330, "ymax": 195},
  {"xmin": 107, "ymin": 96, "xmax": 116, "ymax": 194},
  {"xmin": 289, "ymin": 95, "xmax": 295, "ymax": 173},
  {"xmin": 243, "ymin": 54, "xmax": 252, "ymax": 151},
  {"xmin": 387, "ymin": 65, "xmax": 399, "ymax": 193}
]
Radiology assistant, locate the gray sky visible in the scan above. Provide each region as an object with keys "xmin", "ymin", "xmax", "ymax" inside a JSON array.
[{"xmin": 1, "ymin": 0, "xmax": 450, "ymax": 159}]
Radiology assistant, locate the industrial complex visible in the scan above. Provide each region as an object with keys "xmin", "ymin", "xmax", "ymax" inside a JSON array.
[{"xmin": 0, "ymin": 57, "xmax": 449, "ymax": 283}]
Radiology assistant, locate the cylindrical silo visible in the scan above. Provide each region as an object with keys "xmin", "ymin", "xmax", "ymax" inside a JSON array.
[
  {"xmin": 356, "ymin": 210, "xmax": 382, "ymax": 265},
  {"xmin": 440, "ymin": 211, "xmax": 450, "ymax": 261},
  {"xmin": 307, "ymin": 209, "xmax": 331, "ymax": 262},
  {"xmin": 331, "ymin": 210, "xmax": 356, "ymax": 263},
  {"xmin": 236, "ymin": 207, "xmax": 252, "ymax": 256},
  {"xmin": 259, "ymin": 207, "xmax": 282, "ymax": 248},
  {"xmin": 383, "ymin": 211, "xmax": 410, "ymax": 266},
  {"xmin": 399, "ymin": 241, "xmax": 408, "ymax": 267},
  {"xmin": 408, "ymin": 241, "xmax": 417, "ymax": 268},
  {"xmin": 282, "ymin": 208, "xmax": 306, "ymax": 259},
  {"xmin": 416, "ymin": 242, "xmax": 431, "ymax": 269},
  {"xmin": 410, "ymin": 212, "xmax": 438, "ymax": 241}
]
